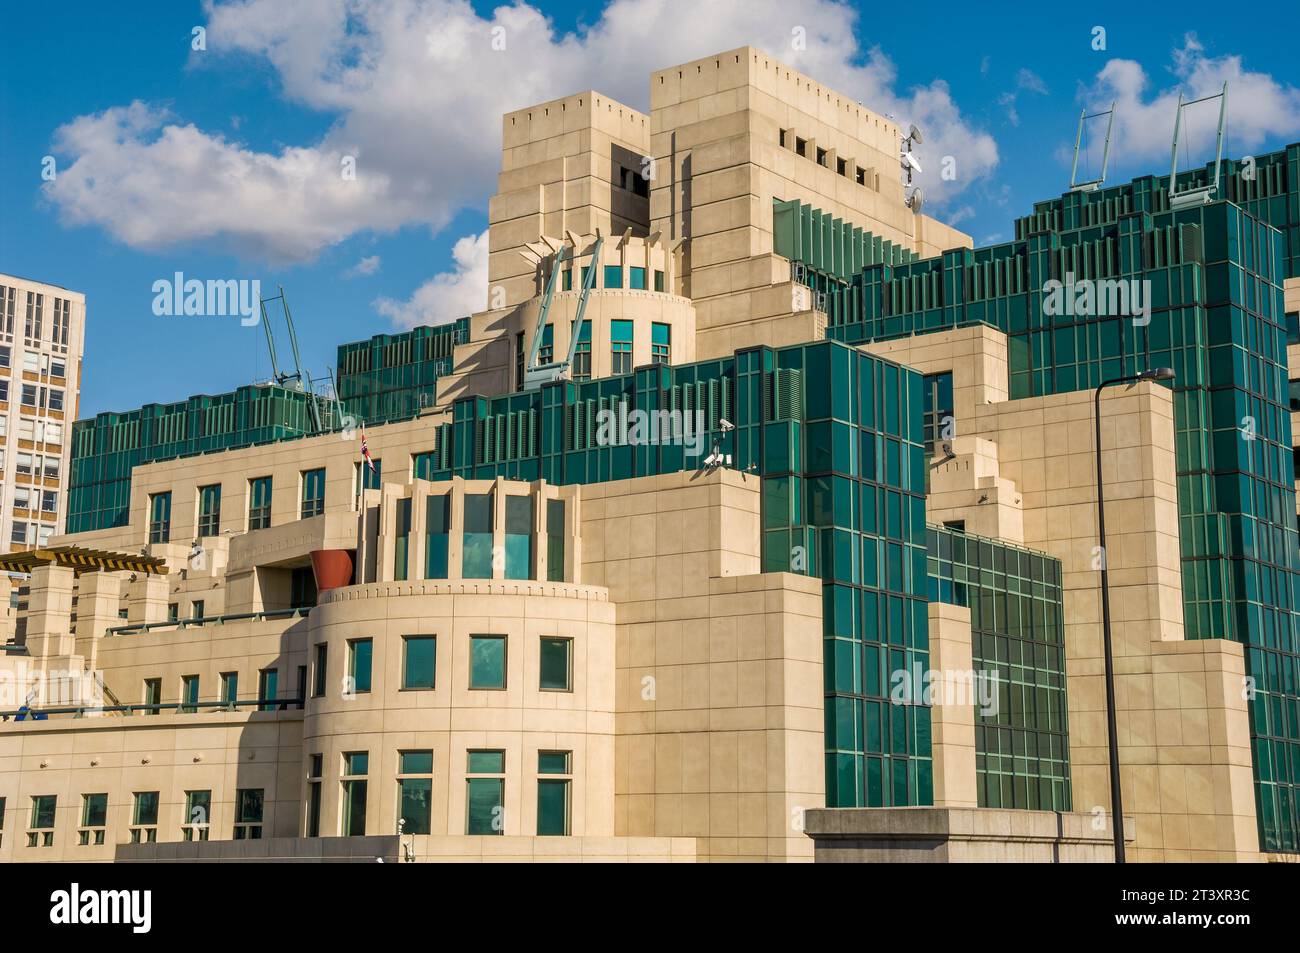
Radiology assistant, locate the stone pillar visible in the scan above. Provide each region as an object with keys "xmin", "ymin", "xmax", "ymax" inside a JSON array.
[
  {"xmin": 928, "ymin": 602, "xmax": 979, "ymax": 808},
  {"xmin": 24, "ymin": 564, "xmax": 76, "ymax": 659},
  {"xmin": 126, "ymin": 572, "xmax": 169, "ymax": 626},
  {"xmin": 74, "ymin": 570, "xmax": 123, "ymax": 672}
]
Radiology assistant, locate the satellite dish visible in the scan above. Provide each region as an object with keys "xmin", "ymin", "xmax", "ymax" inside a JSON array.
[
  {"xmin": 908, "ymin": 123, "xmax": 924, "ymax": 145},
  {"xmin": 907, "ymin": 187, "xmax": 924, "ymax": 214}
]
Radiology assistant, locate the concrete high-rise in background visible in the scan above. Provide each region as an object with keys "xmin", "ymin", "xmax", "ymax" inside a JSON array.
[
  {"xmin": 0, "ymin": 274, "xmax": 85, "ymax": 638},
  {"xmin": 1, "ymin": 47, "xmax": 1298, "ymax": 863}
]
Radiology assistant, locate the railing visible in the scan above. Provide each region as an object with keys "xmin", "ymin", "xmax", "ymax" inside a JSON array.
[
  {"xmin": 106, "ymin": 607, "xmax": 310, "ymax": 637},
  {"xmin": 0, "ymin": 697, "xmax": 306, "ymax": 720}
]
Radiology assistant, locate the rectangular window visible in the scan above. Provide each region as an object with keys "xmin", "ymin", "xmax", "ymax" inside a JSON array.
[
  {"xmin": 248, "ymin": 476, "xmax": 272, "ymax": 530},
  {"xmin": 307, "ymin": 755, "xmax": 323, "ymax": 838},
  {"xmin": 654, "ymin": 269, "xmax": 665, "ymax": 292},
  {"xmin": 629, "ymin": 266, "xmax": 647, "ymax": 290},
  {"xmin": 922, "ymin": 372, "xmax": 954, "ymax": 456},
  {"xmin": 539, "ymin": 637, "xmax": 573, "ymax": 692},
  {"xmin": 148, "ymin": 492, "xmax": 171, "ymax": 544},
  {"xmin": 538, "ymin": 324, "xmax": 553, "ymax": 365},
  {"xmin": 183, "ymin": 790, "xmax": 211, "ymax": 841},
  {"xmin": 402, "ymin": 635, "xmax": 436, "ymax": 690},
  {"xmin": 426, "ymin": 493, "xmax": 450, "ymax": 578},
  {"xmin": 470, "ymin": 635, "xmax": 507, "ymax": 690},
  {"xmin": 394, "ymin": 497, "xmax": 412, "ymax": 581},
  {"xmin": 234, "ymin": 788, "xmax": 264, "ymax": 840},
  {"xmin": 197, "ymin": 484, "xmax": 222, "ymax": 537},
  {"xmin": 651, "ymin": 322, "xmax": 670, "ymax": 365},
  {"xmin": 220, "ymin": 671, "xmax": 238, "ymax": 706},
  {"xmin": 342, "ymin": 753, "xmax": 368, "ymax": 837},
  {"xmin": 301, "ymin": 468, "xmax": 326, "ymax": 518},
  {"xmin": 466, "ymin": 750, "xmax": 505, "ymax": 835},
  {"xmin": 611, "ymin": 319, "xmax": 633, "ymax": 375},
  {"xmin": 412, "ymin": 450, "xmax": 437, "ymax": 481},
  {"xmin": 180, "ymin": 674, "xmax": 199, "ymax": 713},
  {"xmin": 603, "ymin": 265, "xmax": 623, "ymax": 288},
  {"xmin": 79, "ymin": 793, "xmax": 108, "ymax": 846},
  {"xmin": 258, "ymin": 668, "xmax": 278, "ymax": 711},
  {"xmin": 130, "ymin": 791, "xmax": 159, "ymax": 843},
  {"xmin": 143, "ymin": 678, "xmax": 161, "ymax": 714},
  {"xmin": 398, "ymin": 750, "xmax": 434, "ymax": 835},
  {"xmin": 41, "ymin": 490, "xmax": 57, "ymax": 513},
  {"xmin": 504, "ymin": 494, "xmax": 532, "ymax": 579},
  {"xmin": 537, "ymin": 750, "xmax": 572, "ymax": 836},
  {"xmin": 348, "ymin": 638, "xmax": 373, "ymax": 693},
  {"xmin": 546, "ymin": 498, "xmax": 565, "ymax": 582},
  {"xmin": 313, "ymin": 643, "xmax": 327, "ymax": 697},
  {"xmin": 29, "ymin": 794, "xmax": 56, "ymax": 847},
  {"xmin": 571, "ymin": 320, "xmax": 591, "ymax": 381},
  {"xmin": 462, "ymin": 493, "xmax": 494, "ymax": 579},
  {"xmin": 191, "ymin": 599, "xmax": 204, "ymax": 620}
]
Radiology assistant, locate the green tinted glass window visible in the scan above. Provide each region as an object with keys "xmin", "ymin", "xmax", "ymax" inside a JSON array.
[
  {"xmin": 539, "ymin": 637, "xmax": 571, "ymax": 691},
  {"xmin": 470, "ymin": 635, "xmax": 506, "ymax": 689},
  {"xmin": 402, "ymin": 636, "xmax": 436, "ymax": 690}
]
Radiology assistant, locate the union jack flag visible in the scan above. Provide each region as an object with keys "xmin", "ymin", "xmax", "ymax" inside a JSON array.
[{"xmin": 361, "ymin": 432, "xmax": 376, "ymax": 473}]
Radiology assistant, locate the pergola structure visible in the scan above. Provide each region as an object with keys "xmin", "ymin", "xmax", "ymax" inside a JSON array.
[{"xmin": 0, "ymin": 545, "xmax": 169, "ymax": 576}]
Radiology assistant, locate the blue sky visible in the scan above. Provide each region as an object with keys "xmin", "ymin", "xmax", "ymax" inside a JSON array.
[{"xmin": 1, "ymin": 0, "xmax": 1297, "ymax": 418}]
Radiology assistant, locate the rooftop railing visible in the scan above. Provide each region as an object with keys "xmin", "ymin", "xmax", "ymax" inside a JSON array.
[{"xmin": 105, "ymin": 606, "xmax": 310, "ymax": 637}]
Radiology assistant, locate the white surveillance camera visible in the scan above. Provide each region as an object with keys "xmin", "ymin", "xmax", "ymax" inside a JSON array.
[{"xmin": 719, "ymin": 418, "xmax": 735, "ymax": 432}]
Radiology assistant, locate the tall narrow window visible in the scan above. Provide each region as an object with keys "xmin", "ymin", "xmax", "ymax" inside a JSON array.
[
  {"xmin": 546, "ymin": 498, "xmax": 565, "ymax": 582},
  {"xmin": 148, "ymin": 492, "xmax": 171, "ymax": 543},
  {"xmin": 348, "ymin": 638, "xmax": 373, "ymax": 694},
  {"xmin": 398, "ymin": 751, "xmax": 434, "ymax": 835},
  {"xmin": 342, "ymin": 752, "xmax": 368, "ymax": 836},
  {"xmin": 462, "ymin": 493, "xmax": 493, "ymax": 579},
  {"xmin": 402, "ymin": 635, "xmax": 436, "ymax": 690},
  {"xmin": 629, "ymin": 266, "xmax": 647, "ymax": 290},
  {"xmin": 234, "ymin": 788, "xmax": 264, "ymax": 840},
  {"xmin": 538, "ymin": 324, "xmax": 553, "ymax": 365},
  {"xmin": 248, "ymin": 476, "xmax": 272, "ymax": 530},
  {"xmin": 197, "ymin": 484, "xmax": 222, "ymax": 537},
  {"xmin": 653, "ymin": 270, "xmax": 665, "ymax": 292},
  {"xmin": 130, "ymin": 791, "xmax": 159, "ymax": 843},
  {"xmin": 306, "ymin": 755, "xmax": 323, "ymax": 838},
  {"xmin": 603, "ymin": 265, "xmax": 623, "ymax": 288},
  {"xmin": 183, "ymin": 790, "xmax": 211, "ymax": 841},
  {"xmin": 301, "ymin": 468, "xmax": 326, "ymax": 518},
  {"xmin": 466, "ymin": 750, "xmax": 505, "ymax": 835},
  {"xmin": 469, "ymin": 635, "xmax": 507, "ymax": 690},
  {"xmin": 313, "ymin": 644, "xmax": 327, "ymax": 697},
  {"xmin": 651, "ymin": 323, "xmax": 671, "ymax": 365},
  {"xmin": 79, "ymin": 793, "xmax": 108, "ymax": 846},
  {"xmin": 258, "ymin": 668, "xmax": 278, "ymax": 711},
  {"xmin": 394, "ymin": 497, "xmax": 412, "ymax": 581},
  {"xmin": 537, "ymin": 751, "xmax": 572, "ymax": 836},
  {"xmin": 360, "ymin": 458, "xmax": 382, "ymax": 491},
  {"xmin": 611, "ymin": 319, "xmax": 633, "ymax": 375},
  {"xmin": 922, "ymin": 371, "xmax": 954, "ymax": 457},
  {"xmin": 28, "ymin": 795, "xmax": 56, "ymax": 847},
  {"xmin": 426, "ymin": 493, "xmax": 450, "ymax": 578},
  {"xmin": 180, "ymin": 674, "xmax": 199, "ymax": 713},
  {"xmin": 571, "ymin": 321, "xmax": 591, "ymax": 381},
  {"xmin": 143, "ymin": 678, "xmax": 162, "ymax": 714},
  {"xmin": 504, "ymin": 495, "xmax": 532, "ymax": 580},
  {"xmin": 220, "ymin": 671, "xmax": 238, "ymax": 706},
  {"xmin": 413, "ymin": 450, "xmax": 437, "ymax": 481}
]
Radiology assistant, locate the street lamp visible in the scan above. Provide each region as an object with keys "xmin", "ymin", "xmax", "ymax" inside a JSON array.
[{"xmin": 1093, "ymin": 367, "xmax": 1174, "ymax": 863}]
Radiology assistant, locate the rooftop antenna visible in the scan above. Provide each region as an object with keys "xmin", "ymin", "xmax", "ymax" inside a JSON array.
[
  {"xmin": 899, "ymin": 123, "xmax": 923, "ymax": 186},
  {"xmin": 1168, "ymin": 81, "xmax": 1228, "ymax": 210},
  {"xmin": 1069, "ymin": 101, "xmax": 1116, "ymax": 192},
  {"xmin": 259, "ymin": 286, "xmax": 326, "ymax": 433},
  {"xmin": 523, "ymin": 233, "xmax": 603, "ymax": 391}
]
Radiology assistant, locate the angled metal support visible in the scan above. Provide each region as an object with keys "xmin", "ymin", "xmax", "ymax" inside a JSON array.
[
  {"xmin": 1169, "ymin": 82, "xmax": 1228, "ymax": 210},
  {"xmin": 526, "ymin": 246, "xmax": 568, "ymax": 372},
  {"xmin": 524, "ymin": 235, "xmax": 603, "ymax": 391},
  {"xmin": 1069, "ymin": 102, "xmax": 1115, "ymax": 192}
]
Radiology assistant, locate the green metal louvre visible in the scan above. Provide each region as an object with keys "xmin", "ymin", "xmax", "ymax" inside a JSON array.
[
  {"xmin": 781, "ymin": 145, "xmax": 1300, "ymax": 852},
  {"xmin": 335, "ymin": 318, "xmax": 468, "ymax": 426}
]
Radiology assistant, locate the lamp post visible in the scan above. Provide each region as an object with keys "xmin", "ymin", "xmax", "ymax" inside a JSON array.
[{"xmin": 1093, "ymin": 367, "xmax": 1175, "ymax": 864}]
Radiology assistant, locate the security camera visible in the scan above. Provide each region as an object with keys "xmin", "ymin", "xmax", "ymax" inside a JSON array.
[
  {"xmin": 703, "ymin": 452, "xmax": 720, "ymax": 467},
  {"xmin": 719, "ymin": 418, "xmax": 735, "ymax": 432}
]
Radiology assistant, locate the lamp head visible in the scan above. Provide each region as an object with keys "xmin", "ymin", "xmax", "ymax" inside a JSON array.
[{"xmin": 1139, "ymin": 367, "xmax": 1176, "ymax": 382}]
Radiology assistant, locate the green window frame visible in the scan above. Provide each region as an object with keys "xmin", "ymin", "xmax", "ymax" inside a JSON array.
[
  {"xmin": 342, "ymin": 753, "xmax": 368, "ymax": 837},
  {"xmin": 504, "ymin": 494, "xmax": 532, "ymax": 579},
  {"xmin": 402, "ymin": 635, "xmax": 436, "ymax": 690},
  {"xmin": 469, "ymin": 635, "xmax": 507, "ymax": 690},
  {"xmin": 143, "ymin": 678, "xmax": 161, "ymax": 713},
  {"xmin": 79, "ymin": 793, "xmax": 108, "ymax": 845},
  {"xmin": 653, "ymin": 269, "xmax": 665, "ymax": 292},
  {"xmin": 180, "ymin": 674, "xmax": 199, "ymax": 713},
  {"xmin": 413, "ymin": 450, "xmax": 436, "ymax": 481},
  {"xmin": 148, "ymin": 491, "xmax": 171, "ymax": 544},
  {"xmin": 313, "ymin": 643, "xmax": 327, "ymax": 697},
  {"xmin": 360, "ymin": 458, "xmax": 382, "ymax": 492},
  {"xmin": 197, "ymin": 484, "xmax": 221, "ymax": 538},
  {"xmin": 258, "ymin": 667, "xmax": 278, "ymax": 711},
  {"xmin": 537, "ymin": 750, "xmax": 572, "ymax": 836},
  {"xmin": 629, "ymin": 266, "xmax": 647, "ymax": 290},
  {"xmin": 426, "ymin": 493, "xmax": 450, "ymax": 578},
  {"xmin": 611, "ymin": 319, "xmax": 633, "ymax": 375},
  {"xmin": 651, "ymin": 322, "xmax": 670, "ymax": 365},
  {"xmin": 546, "ymin": 498, "xmax": 565, "ymax": 581},
  {"xmin": 234, "ymin": 788, "xmax": 264, "ymax": 840},
  {"xmin": 301, "ymin": 468, "xmax": 326, "ymax": 518},
  {"xmin": 248, "ymin": 475, "xmax": 272, "ymax": 530},
  {"xmin": 466, "ymin": 749, "xmax": 505, "ymax": 835},
  {"xmin": 394, "ymin": 497, "xmax": 412, "ymax": 580},
  {"xmin": 130, "ymin": 791, "xmax": 159, "ymax": 843},
  {"xmin": 571, "ymin": 320, "xmax": 591, "ymax": 381},
  {"xmin": 603, "ymin": 265, "xmax": 623, "ymax": 288},
  {"xmin": 462, "ymin": 493, "xmax": 493, "ymax": 579},
  {"xmin": 348, "ymin": 638, "xmax": 373, "ymax": 694},
  {"xmin": 183, "ymin": 790, "xmax": 211, "ymax": 841},
  {"xmin": 220, "ymin": 671, "xmax": 238, "ymax": 706},
  {"xmin": 398, "ymin": 750, "xmax": 434, "ymax": 835},
  {"xmin": 539, "ymin": 637, "xmax": 572, "ymax": 692}
]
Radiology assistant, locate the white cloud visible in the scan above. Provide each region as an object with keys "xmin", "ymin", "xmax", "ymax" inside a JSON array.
[
  {"xmin": 345, "ymin": 254, "xmax": 382, "ymax": 278},
  {"xmin": 1085, "ymin": 34, "xmax": 1300, "ymax": 168},
  {"xmin": 42, "ymin": 0, "xmax": 1000, "ymax": 262},
  {"xmin": 374, "ymin": 230, "xmax": 487, "ymax": 328},
  {"xmin": 998, "ymin": 68, "xmax": 1049, "ymax": 127}
]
